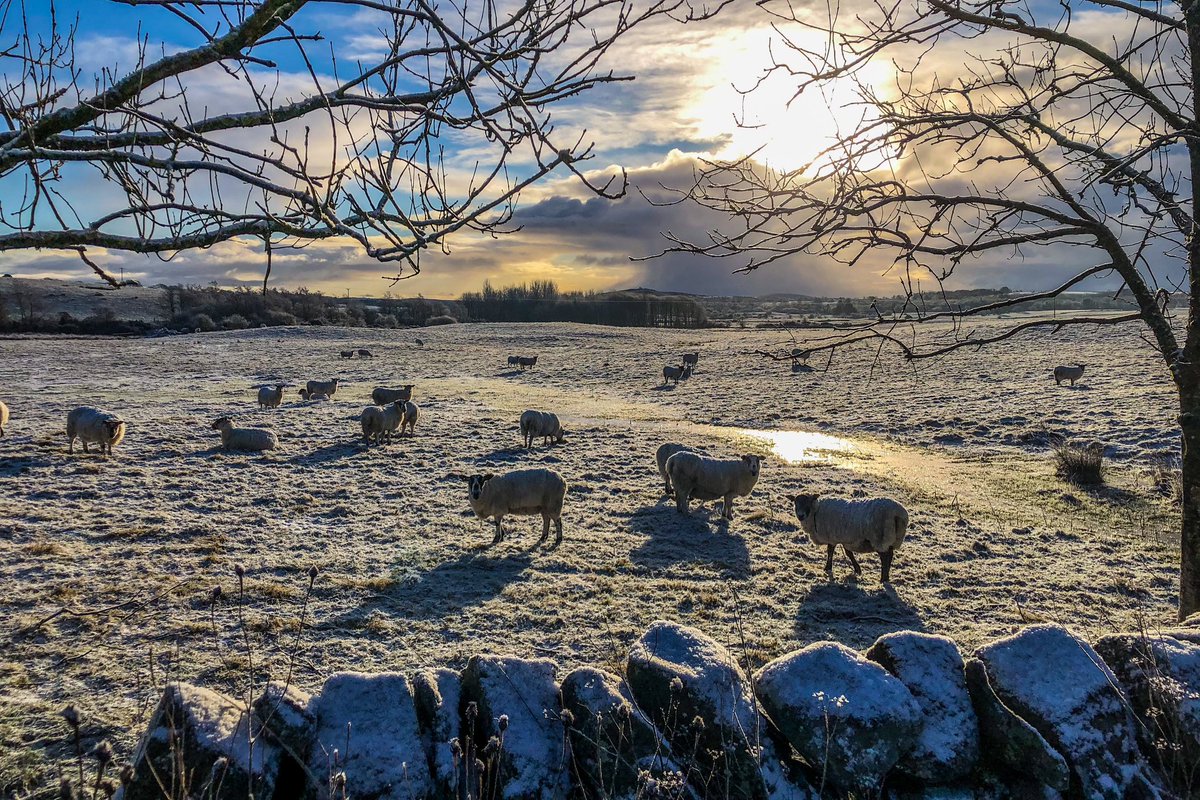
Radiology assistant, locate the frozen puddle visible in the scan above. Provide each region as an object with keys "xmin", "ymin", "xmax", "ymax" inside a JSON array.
[{"xmin": 720, "ymin": 428, "xmax": 859, "ymax": 463}]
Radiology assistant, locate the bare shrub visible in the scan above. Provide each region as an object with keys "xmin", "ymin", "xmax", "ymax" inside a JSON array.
[{"xmin": 1054, "ymin": 442, "xmax": 1106, "ymax": 486}]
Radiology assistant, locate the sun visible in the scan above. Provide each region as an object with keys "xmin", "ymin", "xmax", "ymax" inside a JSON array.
[{"xmin": 687, "ymin": 28, "xmax": 889, "ymax": 173}]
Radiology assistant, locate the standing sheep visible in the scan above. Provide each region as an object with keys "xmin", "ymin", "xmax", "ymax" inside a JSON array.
[
  {"xmin": 517, "ymin": 355, "xmax": 539, "ymax": 370},
  {"xmin": 665, "ymin": 452, "xmax": 764, "ymax": 520},
  {"xmin": 682, "ymin": 352, "xmax": 699, "ymax": 367},
  {"xmin": 372, "ymin": 385, "xmax": 413, "ymax": 405},
  {"xmin": 520, "ymin": 410, "xmax": 564, "ymax": 448},
  {"xmin": 305, "ymin": 378, "xmax": 341, "ymax": 397},
  {"xmin": 212, "ymin": 417, "xmax": 279, "ymax": 452},
  {"xmin": 360, "ymin": 401, "xmax": 404, "ymax": 444},
  {"xmin": 662, "ymin": 363, "xmax": 692, "ymax": 386},
  {"xmin": 787, "ymin": 493, "xmax": 909, "ymax": 582},
  {"xmin": 507, "ymin": 355, "xmax": 521, "ymax": 367},
  {"xmin": 1052, "ymin": 364, "xmax": 1086, "ymax": 386},
  {"xmin": 655, "ymin": 442, "xmax": 707, "ymax": 495},
  {"xmin": 0, "ymin": 399, "xmax": 8, "ymax": 436},
  {"xmin": 339, "ymin": 350, "xmax": 355, "ymax": 359},
  {"xmin": 463, "ymin": 468, "xmax": 567, "ymax": 545},
  {"xmin": 257, "ymin": 384, "xmax": 286, "ymax": 409},
  {"xmin": 66, "ymin": 406, "xmax": 126, "ymax": 456},
  {"xmin": 357, "ymin": 349, "xmax": 373, "ymax": 358},
  {"xmin": 398, "ymin": 400, "xmax": 419, "ymax": 436}
]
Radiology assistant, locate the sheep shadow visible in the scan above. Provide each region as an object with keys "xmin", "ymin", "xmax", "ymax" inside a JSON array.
[
  {"xmin": 627, "ymin": 504, "xmax": 750, "ymax": 579},
  {"xmin": 651, "ymin": 383, "xmax": 678, "ymax": 391},
  {"xmin": 793, "ymin": 581, "xmax": 927, "ymax": 648},
  {"xmin": 287, "ymin": 440, "xmax": 365, "ymax": 464},
  {"xmin": 497, "ymin": 370, "xmax": 525, "ymax": 378},
  {"xmin": 0, "ymin": 454, "xmax": 52, "ymax": 476},
  {"xmin": 474, "ymin": 446, "xmax": 529, "ymax": 464},
  {"xmin": 335, "ymin": 552, "xmax": 533, "ymax": 623}
]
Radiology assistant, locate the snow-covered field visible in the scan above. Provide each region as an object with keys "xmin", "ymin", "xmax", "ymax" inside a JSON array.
[{"xmin": 0, "ymin": 319, "xmax": 1183, "ymax": 787}]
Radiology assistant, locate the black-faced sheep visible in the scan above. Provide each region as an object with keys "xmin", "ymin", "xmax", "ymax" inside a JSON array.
[
  {"xmin": 787, "ymin": 493, "xmax": 909, "ymax": 582},
  {"xmin": 665, "ymin": 452, "xmax": 764, "ymax": 520},
  {"xmin": 463, "ymin": 468, "xmax": 567, "ymax": 545},
  {"xmin": 257, "ymin": 384, "xmax": 285, "ymax": 409},
  {"xmin": 520, "ymin": 410, "xmax": 564, "ymax": 448},
  {"xmin": 682, "ymin": 352, "xmax": 699, "ymax": 367},
  {"xmin": 398, "ymin": 400, "xmax": 418, "ymax": 436},
  {"xmin": 66, "ymin": 406, "xmax": 126, "ymax": 455}
]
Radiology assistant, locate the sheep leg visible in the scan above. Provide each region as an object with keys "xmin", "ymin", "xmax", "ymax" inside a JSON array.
[
  {"xmin": 824, "ymin": 545, "xmax": 835, "ymax": 573},
  {"xmin": 539, "ymin": 513, "xmax": 550, "ymax": 544},
  {"xmin": 68, "ymin": 437, "xmax": 74, "ymax": 454},
  {"xmin": 553, "ymin": 516, "xmax": 562, "ymax": 546},
  {"xmin": 843, "ymin": 547, "xmax": 862, "ymax": 575},
  {"xmin": 82, "ymin": 441, "xmax": 89, "ymax": 454},
  {"xmin": 492, "ymin": 517, "xmax": 505, "ymax": 544},
  {"xmin": 722, "ymin": 495, "xmax": 734, "ymax": 519},
  {"xmin": 675, "ymin": 489, "xmax": 690, "ymax": 515},
  {"xmin": 880, "ymin": 548, "xmax": 895, "ymax": 582}
]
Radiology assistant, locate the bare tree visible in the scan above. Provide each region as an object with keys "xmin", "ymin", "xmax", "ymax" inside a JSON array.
[
  {"xmin": 661, "ymin": 0, "xmax": 1200, "ymax": 617},
  {"xmin": 0, "ymin": 0, "xmax": 714, "ymax": 289}
]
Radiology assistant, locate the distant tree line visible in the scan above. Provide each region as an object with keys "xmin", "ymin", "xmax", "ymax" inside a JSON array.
[{"xmin": 460, "ymin": 280, "xmax": 709, "ymax": 328}]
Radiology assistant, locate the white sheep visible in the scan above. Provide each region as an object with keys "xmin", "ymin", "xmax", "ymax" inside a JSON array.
[
  {"xmin": 1053, "ymin": 364, "xmax": 1086, "ymax": 386},
  {"xmin": 507, "ymin": 355, "xmax": 521, "ymax": 367},
  {"xmin": 655, "ymin": 442, "xmax": 708, "ymax": 495},
  {"xmin": 662, "ymin": 363, "xmax": 692, "ymax": 385},
  {"xmin": 372, "ymin": 385, "xmax": 413, "ymax": 405},
  {"xmin": 66, "ymin": 406, "xmax": 126, "ymax": 455},
  {"xmin": 360, "ymin": 401, "xmax": 404, "ymax": 444},
  {"xmin": 665, "ymin": 452, "xmax": 764, "ymax": 520},
  {"xmin": 306, "ymin": 378, "xmax": 341, "ymax": 397},
  {"xmin": 520, "ymin": 410, "xmax": 564, "ymax": 448},
  {"xmin": 463, "ymin": 468, "xmax": 567, "ymax": 545},
  {"xmin": 0, "ymin": 399, "xmax": 8, "ymax": 436},
  {"xmin": 517, "ymin": 355, "xmax": 538, "ymax": 370},
  {"xmin": 398, "ymin": 400, "xmax": 419, "ymax": 436},
  {"xmin": 212, "ymin": 416, "xmax": 279, "ymax": 452},
  {"xmin": 299, "ymin": 388, "xmax": 330, "ymax": 401},
  {"xmin": 357, "ymin": 348, "xmax": 373, "ymax": 358},
  {"xmin": 339, "ymin": 350, "xmax": 355, "ymax": 359},
  {"xmin": 257, "ymin": 384, "xmax": 285, "ymax": 409},
  {"xmin": 787, "ymin": 493, "xmax": 909, "ymax": 582},
  {"xmin": 682, "ymin": 352, "xmax": 699, "ymax": 367}
]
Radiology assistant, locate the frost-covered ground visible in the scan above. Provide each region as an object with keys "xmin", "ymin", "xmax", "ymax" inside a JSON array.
[{"xmin": 0, "ymin": 319, "xmax": 1184, "ymax": 790}]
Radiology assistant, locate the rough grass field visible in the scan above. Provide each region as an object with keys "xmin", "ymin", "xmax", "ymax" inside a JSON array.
[{"xmin": 0, "ymin": 319, "xmax": 1183, "ymax": 793}]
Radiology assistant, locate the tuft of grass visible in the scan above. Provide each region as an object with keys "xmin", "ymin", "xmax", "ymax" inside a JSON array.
[
  {"xmin": 1147, "ymin": 453, "xmax": 1182, "ymax": 503},
  {"xmin": 25, "ymin": 541, "xmax": 65, "ymax": 556},
  {"xmin": 1053, "ymin": 442, "xmax": 1106, "ymax": 485}
]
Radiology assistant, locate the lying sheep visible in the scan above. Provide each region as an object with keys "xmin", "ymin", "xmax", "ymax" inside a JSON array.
[
  {"xmin": 517, "ymin": 355, "xmax": 538, "ymax": 370},
  {"xmin": 665, "ymin": 452, "xmax": 764, "ymax": 520},
  {"xmin": 360, "ymin": 401, "xmax": 404, "ymax": 445},
  {"xmin": 1053, "ymin": 364, "xmax": 1086, "ymax": 386},
  {"xmin": 787, "ymin": 493, "xmax": 909, "ymax": 582},
  {"xmin": 463, "ymin": 468, "xmax": 567, "ymax": 545},
  {"xmin": 507, "ymin": 355, "xmax": 521, "ymax": 367},
  {"xmin": 306, "ymin": 378, "xmax": 341, "ymax": 397},
  {"xmin": 682, "ymin": 352, "xmax": 699, "ymax": 367},
  {"xmin": 662, "ymin": 363, "xmax": 692, "ymax": 385},
  {"xmin": 299, "ymin": 389, "xmax": 330, "ymax": 401},
  {"xmin": 398, "ymin": 400, "xmax": 419, "ymax": 436},
  {"xmin": 357, "ymin": 349, "xmax": 373, "ymax": 358},
  {"xmin": 257, "ymin": 384, "xmax": 285, "ymax": 409},
  {"xmin": 372, "ymin": 385, "xmax": 413, "ymax": 405},
  {"xmin": 66, "ymin": 406, "xmax": 126, "ymax": 456},
  {"xmin": 212, "ymin": 416, "xmax": 279, "ymax": 452},
  {"xmin": 520, "ymin": 409, "xmax": 564, "ymax": 448},
  {"xmin": 340, "ymin": 350, "xmax": 355, "ymax": 359},
  {"xmin": 0, "ymin": 399, "xmax": 7, "ymax": 436},
  {"xmin": 655, "ymin": 442, "xmax": 708, "ymax": 495}
]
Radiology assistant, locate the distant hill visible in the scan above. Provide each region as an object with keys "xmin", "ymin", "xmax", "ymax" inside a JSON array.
[{"xmin": 0, "ymin": 277, "xmax": 168, "ymax": 325}]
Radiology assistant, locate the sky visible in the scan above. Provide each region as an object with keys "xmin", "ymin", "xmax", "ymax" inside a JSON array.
[{"xmin": 0, "ymin": 0, "xmax": 1172, "ymax": 299}]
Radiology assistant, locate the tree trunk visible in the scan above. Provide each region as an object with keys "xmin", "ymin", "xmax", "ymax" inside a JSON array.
[{"xmin": 1181, "ymin": 393, "xmax": 1200, "ymax": 621}]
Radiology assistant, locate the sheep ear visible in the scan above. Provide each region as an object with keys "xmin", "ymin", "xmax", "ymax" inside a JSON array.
[{"xmin": 483, "ymin": 473, "xmax": 495, "ymax": 482}]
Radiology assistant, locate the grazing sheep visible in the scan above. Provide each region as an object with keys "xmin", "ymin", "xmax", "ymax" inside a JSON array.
[
  {"xmin": 340, "ymin": 350, "xmax": 355, "ymax": 359},
  {"xmin": 517, "ymin": 355, "xmax": 538, "ymax": 370},
  {"xmin": 520, "ymin": 410, "xmax": 564, "ymax": 448},
  {"xmin": 398, "ymin": 400, "xmax": 419, "ymax": 436},
  {"xmin": 414, "ymin": 338, "xmax": 424, "ymax": 346},
  {"xmin": 655, "ymin": 442, "xmax": 707, "ymax": 495},
  {"xmin": 787, "ymin": 493, "xmax": 909, "ymax": 582},
  {"xmin": 305, "ymin": 378, "xmax": 341, "ymax": 397},
  {"xmin": 257, "ymin": 384, "xmax": 285, "ymax": 409},
  {"xmin": 371, "ymin": 385, "xmax": 413, "ymax": 405},
  {"xmin": 507, "ymin": 355, "xmax": 521, "ymax": 367},
  {"xmin": 357, "ymin": 348, "xmax": 373, "ymax": 358},
  {"xmin": 359, "ymin": 401, "xmax": 404, "ymax": 444},
  {"xmin": 682, "ymin": 352, "xmax": 699, "ymax": 367},
  {"xmin": 665, "ymin": 452, "xmax": 765, "ymax": 520},
  {"xmin": 298, "ymin": 389, "xmax": 330, "ymax": 401},
  {"xmin": 662, "ymin": 363, "xmax": 692, "ymax": 385},
  {"xmin": 66, "ymin": 406, "xmax": 126, "ymax": 456},
  {"xmin": 212, "ymin": 416, "xmax": 279, "ymax": 452},
  {"xmin": 0, "ymin": 399, "xmax": 8, "ymax": 436},
  {"xmin": 463, "ymin": 468, "xmax": 567, "ymax": 545},
  {"xmin": 1053, "ymin": 364, "xmax": 1086, "ymax": 386}
]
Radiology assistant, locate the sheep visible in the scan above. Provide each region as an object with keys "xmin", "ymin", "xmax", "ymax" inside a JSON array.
[
  {"xmin": 507, "ymin": 355, "xmax": 521, "ymax": 367},
  {"xmin": 786, "ymin": 493, "xmax": 909, "ymax": 582},
  {"xmin": 398, "ymin": 400, "xmax": 419, "ymax": 436},
  {"xmin": 371, "ymin": 385, "xmax": 413, "ymax": 405},
  {"xmin": 305, "ymin": 378, "xmax": 341, "ymax": 397},
  {"xmin": 662, "ymin": 363, "xmax": 692, "ymax": 385},
  {"xmin": 462, "ymin": 468, "xmax": 567, "ymax": 545},
  {"xmin": 655, "ymin": 442, "xmax": 708, "ymax": 496},
  {"xmin": 66, "ymin": 406, "xmax": 126, "ymax": 456},
  {"xmin": 520, "ymin": 410, "xmax": 564, "ymax": 448},
  {"xmin": 0, "ymin": 399, "xmax": 7, "ymax": 436},
  {"xmin": 359, "ymin": 401, "xmax": 404, "ymax": 445},
  {"xmin": 665, "ymin": 452, "xmax": 765, "ymax": 520},
  {"xmin": 1053, "ymin": 364, "xmax": 1086, "ymax": 386},
  {"xmin": 357, "ymin": 348, "xmax": 373, "ymax": 358},
  {"xmin": 257, "ymin": 384, "xmax": 285, "ymax": 409},
  {"xmin": 299, "ymin": 389, "xmax": 330, "ymax": 401},
  {"xmin": 212, "ymin": 416, "xmax": 279, "ymax": 452},
  {"xmin": 517, "ymin": 355, "xmax": 539, "ymax": 370},
  {"xmin": 682, "ymin": 352, "xmax": 699, "ymax": 367},
  {"xmin": 414, "ymin": 338, "xmax": 424, "ymax": 346},
  {"xmin": 340, "ymin": 350, "xmax": 355, "ymax": 359}
]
